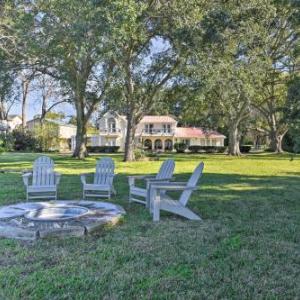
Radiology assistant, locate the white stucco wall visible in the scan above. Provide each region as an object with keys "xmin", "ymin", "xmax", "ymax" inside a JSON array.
[
  {"xmin": 58, "ymin": 125, "xmax": 77, "ymax": 139},
  {"xmin": 91, "ymin": 112, "xmax": 225, "ymax": 151}
]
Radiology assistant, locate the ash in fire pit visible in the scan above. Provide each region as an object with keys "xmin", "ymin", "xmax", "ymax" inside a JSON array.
[
  {"xmin": 25, "ymin": 205, "xmax": 89, "ymax": 222},
  {"xmin": 0, "ymin": 201, "xmax": 125, "ymax": 240}
]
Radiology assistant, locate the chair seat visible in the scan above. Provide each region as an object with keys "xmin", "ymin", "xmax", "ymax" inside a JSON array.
[
  {"xmin": 83, "ymin": 184, "xmax": 111, "ymax": 191},
  {"xmin": 159, "ymin": 196, "xmax": 183, "ymax": 209},
  {"xmin": 130, "ymin": 186, "xmax": 147, "ymax": 197},
  {"xmin": 28, "ymin": 185, "xmax": 57, "ymax": 192}
]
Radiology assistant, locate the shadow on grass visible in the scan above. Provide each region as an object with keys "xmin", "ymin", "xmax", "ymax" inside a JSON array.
[{"xmin": 1, "ymin": 169, "xmax": 299, "ymax": 220}]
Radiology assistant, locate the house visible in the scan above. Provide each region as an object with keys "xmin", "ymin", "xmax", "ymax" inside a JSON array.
[
  {"xmin": 85, "ymin": 112, "xmax": 225, "ymax": 152},
  {"xmin": 0, "ymin": 115, "xmax": 22, "ymax": 132},
  {"xmin": 27, "ymin": 118, "xmax": 77, "ymax": 152}
]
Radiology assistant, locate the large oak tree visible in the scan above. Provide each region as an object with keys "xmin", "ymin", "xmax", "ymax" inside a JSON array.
[
  {"xmin": 104, "ymin": 0, "xmax": 204, "ymax": 161},
  {"xmin": 21, "ymin": 0, "xmax": 114, "ymax": 158}
]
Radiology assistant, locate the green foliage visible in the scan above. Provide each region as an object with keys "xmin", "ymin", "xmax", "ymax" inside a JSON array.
[
  {"xmin": 86, "ymin": 146, "xmax": 120, "ymax": 153},
  {"xmin": 133, "ymin": 148, "xmax": 146, "ymax": 161},
  {"xmin": 0, "ymin": 55, "xmax": 19, "ymax": 120},
  {"xmin": 44, "ymin": 111, "xmax": 65, "ymax": 120},
  {"xmin": 145, "ymin": 152, "xmax": 160, "ymax": 161},
  {"xmin": 240, "ymin": 145, "xmax": 252, "ymax": 153},
  {"xmin": 33, "ymin": 123, "xmax": 60, "ymax": 152},
  {"xmin": 12, "ymin": 129, "xmax": 38, "ymax": 151},
  {"xmin": 0, "ymin": 132, "xmax": 14, "ymax": 152},
  {"xmin": 286, "ymin": 76, "xmax": 300, "ymax": 153},
  {"xmin": 188, "ymin": 145, "xmax": 226, "ymax": 153},
  {"xmin": 174, "ymin": 142, "xmax": 187, "ymax": 153}
]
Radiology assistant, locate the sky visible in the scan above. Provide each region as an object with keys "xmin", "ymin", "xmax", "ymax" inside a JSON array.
[{"xmin": 10, "ymin": 89, "xmax": 75, "ymax": 120}]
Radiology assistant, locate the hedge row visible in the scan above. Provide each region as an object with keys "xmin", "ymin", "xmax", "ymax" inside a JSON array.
[
  {"xmin": 87, "ymin": 146, "xmax": 120, "ymax": 153},
  {"xmin": 174, "ymin": 143, "xmax": 187, "ymax": 153},
  {"xmin": 188, "ymin": 145, "xmax": 227, "ymax": 153},
  {"xmin": 240, "ymin": 145, "xmax": 251, "ymax": 153}
]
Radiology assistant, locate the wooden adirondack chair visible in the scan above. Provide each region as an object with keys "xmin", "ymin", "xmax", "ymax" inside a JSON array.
[
  {"xmin": 22, "ymin": 156, "xmax": 61, "ymax": 201},
  {"xmin": 81, "ymin": 157, "xmax": 116, "ymax": 199},
  {"xmin": 128, "ymin": 159, "xmax": 175, "ymax": 207},
  {"xmin": 149, "ymin": 162, "xmax": 204, "ymax": 221}
]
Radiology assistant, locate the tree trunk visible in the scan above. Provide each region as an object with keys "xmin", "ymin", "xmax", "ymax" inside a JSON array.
[
  {"xmin": 40, "ymin": 94, "xmax": 47, "ymax": 122},
  {"xmin": 228, "ymin": 121, "xmax": 241, "ymax": 156},
  {"xmin": 21, "ymin": 80, "xmax": 30, "ymax": 129},
  {"xmin": 124, "ymin": 112, "xmax": 136, "ymax": 162},
  {"xmin": 72, "ymin": 98, "xmax": 88, "ymax": 159},
  {"xmin": 0, "ymin": 101, "xmax": 5, "ymax": 120},
  {"xmin": 269, "ymin": 129, "xmax": 285, "ymax": 153},
  {"xmin": 72, "ymin": 120, "xmax": 88, "ymax": 159}
]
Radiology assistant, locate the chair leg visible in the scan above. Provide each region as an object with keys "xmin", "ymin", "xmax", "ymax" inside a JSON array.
[
  {"xmin": 128, "ymin": 189, "xmax": 132, "ymax": 203},
  {"xmin": 153, "ymin": 189, "xmax": 161, "ymax": 222},
  {"xmin": 112, "ymin": 185, "xmax": 117, "ymax": 195}
]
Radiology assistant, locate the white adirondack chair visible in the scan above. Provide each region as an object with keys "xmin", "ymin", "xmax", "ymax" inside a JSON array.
[
  {"xmin": 22, "ymin": 156, "xmax": 61, "ymax": 201},
  {"xmin": 149, "ymin": 162, "xmax": 204, "ymax": 221},
  {"xmin": 81, "ymin": 157, "xmax": 116, "ymax": 199},
  {"xmin": 128, "ymin": 159, "xmax": 175, "ymax": 207}
]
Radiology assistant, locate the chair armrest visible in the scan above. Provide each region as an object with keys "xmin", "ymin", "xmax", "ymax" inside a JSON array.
[
  {"xmin": 80, "ymin": 173, "xmax": 88, "ymax": 185},
  {"xmin": 22, "ymin": 172, "xmax": 32, "ymax": 186},
  {"xmin": 128, "ymin": 175, "xmax": 155, "ymax": 186},
  {"xmin": 54, "ymin": 172, "xmax": 61, "ymax": 185},
  {"xmin": 128, "ymin": 175, "xmax": 155, "ymax": 180},
  {"xmin": 150, "ymin": 182, "xmax": 196, "ymax": 191},
  {"xmin": 145, "ymin": 177, "xmax": 175, "ymax": 183}
]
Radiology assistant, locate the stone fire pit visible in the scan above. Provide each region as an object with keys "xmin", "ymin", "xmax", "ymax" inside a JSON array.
[{"xmin": 0, "ymin": 201, "xmax": 125, "ymax": 240}]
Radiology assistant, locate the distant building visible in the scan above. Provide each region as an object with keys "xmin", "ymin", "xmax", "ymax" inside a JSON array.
[
  {"xmin": 78, "ymin": 111, "xmax": 226, "ymax": 152},
  {"xmin": 0, "ymin": 115, "xmax": 22, "ymax": 132},
  {"xmin": 27, "ymin": 118, "xmax": 77, "ymax": 152}
]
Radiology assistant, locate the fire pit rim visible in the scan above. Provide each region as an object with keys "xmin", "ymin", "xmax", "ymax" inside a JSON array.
[{"xmin": 24, "ymin": 205, "xmax": 90, "ymax": 222}]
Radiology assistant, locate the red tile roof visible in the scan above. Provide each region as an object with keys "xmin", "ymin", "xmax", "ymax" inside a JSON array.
[
  {"xmin": 140, "ymin": 116, "xmax": 177, "ymax": 123},
  {"xmin": 175, "ymin": 127, "xmax": 226, "ymax": 138}
]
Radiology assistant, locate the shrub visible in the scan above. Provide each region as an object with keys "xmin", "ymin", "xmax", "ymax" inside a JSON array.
[
  {"xmin": 0, "ymin": 133, "xmax": 14, "ymax": 152},
  {"xmin": 87, "ymin": 146, "xmax": 120, "ymax": 153},
  {"xmin": 33, "ymin": 123, "xmax": 60, "ymax": 152},
  {"xmin": 12, "ymin": 129, "xmax": 39, "ymax": 151},
  {"xmin": 174, "ymin": 143, "xmax": 187, "ymax": 153},
  {"xmin": 283, "ymin": 132, "xmax": 297, "ymax": 153},
  {"xmin": 146, "ymin": 152, "xmax": 160, "ymax": 161},
  {"xmin": 188, "ymin": 145, "xmax": 226, "ymax": 153},
  {"xmin": 133, "ymin": 148, "xmax": 145, "ymax": 161},
  {"xmin": 0, "ymin": 146, "xmax": 5, "ymax": 154},
  {"xmin": 240, "ymin": 145, "xmax": 251, "ymax": 153},
  {"xmin": 216, "ymin": 146, "xmax": 227, "ymax": 153}
]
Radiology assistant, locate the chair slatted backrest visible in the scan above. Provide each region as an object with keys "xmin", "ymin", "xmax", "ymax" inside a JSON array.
[
  {"xmin": 179, "ymin": 162, "xmax": 204, "ymax": 206},
  {"xmin": 156, "ymin": 159, "xmax": 175, "ymax": 180},
  {"xmin": 94, "ymin": 157, "xmax": 115, "ymax": 185},
  {"xmin": 32, "ymin": 156, "xmax": 55, "ymax": 186}
]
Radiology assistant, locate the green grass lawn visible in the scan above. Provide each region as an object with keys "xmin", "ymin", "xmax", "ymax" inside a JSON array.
[{"xmin": 0, "ymin": 152, "xmax": 299, "ymax": 299}]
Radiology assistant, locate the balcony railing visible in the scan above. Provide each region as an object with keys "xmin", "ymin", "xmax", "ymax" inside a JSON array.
[
  {"xmin": 99, "ymin": 128, "xmax": 122, "ymax": 134},
  {"xmin": 142, "ymin": 129, "xmax": 174, "ymax": 135}
]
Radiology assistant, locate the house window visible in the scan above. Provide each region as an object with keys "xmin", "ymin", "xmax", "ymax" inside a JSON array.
[
  {"xmin": 108, "ymin": 118, "xmax": 116, "ymax": 133},
  {"xmin": 145, "ymin": 124, "xmax": 153, "ymax": 134},
  {"xmin": 165, "ymin": 139, "xmax": 173, "ymax": 150},
  {"xmin": 183, "ymin": 139, "xmax": 190, "ymax": 146},
  {"xmin": 163, "ymin": 124, "xmax": 171, "ymax": 133}
]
